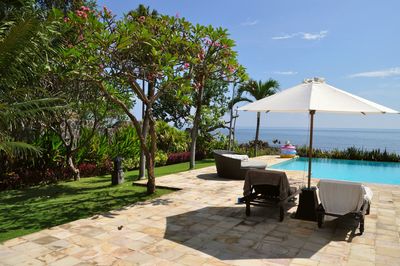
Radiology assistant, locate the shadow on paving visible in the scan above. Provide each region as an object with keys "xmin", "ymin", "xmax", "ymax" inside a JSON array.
[
  {"xmin": 164, "ymin": 206, "xmax": 361, "ymax": 260},
  {"xmin": 196, "ymin": 173, "xmax": 239, "ymax": 181}
]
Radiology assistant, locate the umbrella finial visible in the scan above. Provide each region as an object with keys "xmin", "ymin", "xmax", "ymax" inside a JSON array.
[{"xmin": 303, "ymin": 77, "xmax": 325, "ymax": 84}]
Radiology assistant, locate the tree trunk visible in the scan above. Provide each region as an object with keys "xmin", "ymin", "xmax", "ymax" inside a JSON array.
[
  {"xmin": 189, "ymin": 85, "xmax": 204, "ymax": 170},
  {"xmin": 254, "ymin": 112, "xmax": 261, "ymax": 157},
  {"xmin": 146, "ymin": 113, "xmax": 157, "ymax": 194},
  {"xmin": 66, "ymin": 152, "xmax": 80, "ymax": 181},
  {"xmin": 232, "ymin": 109, "xmax": 238, "ymax": 148},
  {"xmin": 138, "ymin": 114, "xmax": 149, "ymax": 180},
  {"xmin": 228, "ymin": 84, "xmax": 236, "ymax": 151},
  {"xmin": 146, "ymin": 152, "xmax": 156, "ymax": 194},
  {"xmin": 139, "ymin": 78, "xmax": 148, "ymax": 180}
]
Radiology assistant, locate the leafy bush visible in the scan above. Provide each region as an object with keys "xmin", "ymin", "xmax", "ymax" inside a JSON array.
[
  {"xmin": 156, "ymin": 121, "xmax": 189, "ymax": 153},
  {"xmin": 155, "ymin": 151, "xmax": 168, "ymax": 166},
  {"xmin": 197, "ymin": 133, "xmax": 229, "ymax": 158},
  {"xmin": 0, "ymin": 168, "xmax": 72, "ymax": 190},
  {"xmin": 234, "ymin": 141, "xmax": 280, "ymax": 157},
  {"xmin": 122, "ymin": 157, "xmax": 140, "ymax": 171},
  {"xmin": 296, "ymin": 146, "xmax": 400, "ymax": 162}
]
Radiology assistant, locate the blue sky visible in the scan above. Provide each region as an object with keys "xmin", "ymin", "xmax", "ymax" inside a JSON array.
[{"xmin": 98, "ymin": 0, "xmax": 400, "ymax": 129}]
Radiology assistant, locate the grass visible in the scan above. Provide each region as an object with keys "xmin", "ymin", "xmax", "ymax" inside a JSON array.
[{"xmin": 0, "ymin": 159, "xmax": 215, "ymax": 242}]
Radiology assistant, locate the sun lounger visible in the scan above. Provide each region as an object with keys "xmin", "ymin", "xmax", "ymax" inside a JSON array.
[
  {"xmin": 243, "ymin": 169, "xmax": 299, "ymax": 221},
  {"xmin": 213, "ymin": 150, "xmax": 267, "ymax": 180},
  {"xmin": 317, "ymin": 179, "xmax": 373, "ymax": 234}
]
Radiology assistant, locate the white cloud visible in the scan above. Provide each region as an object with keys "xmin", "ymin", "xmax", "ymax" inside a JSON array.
[
  {"xmin": 241, "ymin": 19, "xmax": 258, "ymax": 26},
  {"xmin": 272, "ymin": 30, "xmax": 328, "ymax": 41},
  {"xmin": 348, "ymin": 67, "xmax": 400, "ymax": 78},
  {"xmin": 301, "ymin": 30, "xmax": 328, "ymax": 40},
  {"xmin": 273, "ymin": 71, "xmax": 298, "ymax": 75},
  {"xmin": 271, "ymin": 34, "xmax": 296, "ymax": 40}
]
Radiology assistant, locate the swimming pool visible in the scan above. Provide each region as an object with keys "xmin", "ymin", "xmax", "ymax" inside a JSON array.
[{"xmin": 270, "ymin": 157, "xmax": 400, "ymax": 185}]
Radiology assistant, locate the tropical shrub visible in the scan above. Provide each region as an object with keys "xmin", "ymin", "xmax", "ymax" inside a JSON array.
[
  {"xmin": 296, "ymin": 146, "xmax": 400, "ymax": 162},
  {"xmin": 155, "ymin": 151, "xmax": 168, "ymax": 166},
  {"xmin": 234, "ymin": 140, "xmax": 280, "ymax": 157},
  {"xmin": 156, "ymin": 121, "xmax": 189, "ymax": 153}
]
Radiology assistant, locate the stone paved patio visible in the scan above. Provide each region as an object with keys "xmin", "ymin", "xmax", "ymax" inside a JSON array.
[{"xmin": 1, "ymin": 155, "xmax": 400, "ymax": 265}]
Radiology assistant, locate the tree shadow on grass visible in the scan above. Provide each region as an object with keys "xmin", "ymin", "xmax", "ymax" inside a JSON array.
[
  {"xmin": 0, "ymin": 182, "xmax": 174, "ymax": 241},
  {"xmin": 164, "ymin": 206, "xmax": 361, "ymax": 260},
  {"xmin": 0, "ymin": 182, "xmax": 124, "ymax": 204}
]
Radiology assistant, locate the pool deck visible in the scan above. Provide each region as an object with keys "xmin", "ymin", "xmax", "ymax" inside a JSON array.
[{"xmin": 1, "ymin": 155, "xmax": 400, "ymax": 265}]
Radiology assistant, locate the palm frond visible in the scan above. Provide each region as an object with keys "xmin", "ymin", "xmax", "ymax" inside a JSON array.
[
  {"xmin": 0, "ymin": 140, "xmax": 41, "ymax": 158},
  {"xmin": 228, "ymin": 96, "xmax": 252, "ymax": 109}
]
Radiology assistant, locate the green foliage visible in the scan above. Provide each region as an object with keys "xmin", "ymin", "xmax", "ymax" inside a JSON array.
[
  {"xmin": 236, "ymin": 79, "xmax": 279, "ymax": 103},
  {"xmin": 155, "ymin": 150, "xmax": 168, "ymax": 166},
  {"xmin": 33, "ymin": 131, "xmax": 64, "ymax": 167},
  {"xmin": 156, "ymin": 121, "xmax": 189, "ymax": 153},
  {"xmin": 296, "ymin": 146, "xmax": 400, "ymax": 162},
  {"xmin": 0, "ymin": 4, "xmax": 66, "ymax": 159},
  {"xmin": 56, "ymin": 122, "xmax": 189, "ymax": 169},
  {"xmin": 234, "ymin": 141, "xmax": 280, "ymax": 157},
  {"xmin": 197, "ymin": 133, "xmax": 229, "ymax": 157}
]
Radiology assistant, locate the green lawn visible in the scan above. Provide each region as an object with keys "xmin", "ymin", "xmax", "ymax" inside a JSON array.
[{"xmin": 0, "ymin": 159, "xmax": 215, "ymax": 242}]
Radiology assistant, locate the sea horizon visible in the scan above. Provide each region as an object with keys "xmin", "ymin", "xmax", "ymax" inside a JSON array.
[{"xmin": 219, "ymin": 127, "xmax": 400, "ymax": 153}]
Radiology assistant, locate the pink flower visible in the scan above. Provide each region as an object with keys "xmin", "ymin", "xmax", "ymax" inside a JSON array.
[
  {"xmin": 183, "ymin": 63, "xmax": 190, "ymax": 69},
  {"xmin": 99, "ymin": 64, "xmax": 104, "ymax": 69},
  {"xmin": 75, "ymin": 10, "xmax": 87, "ymax": 19},
  {"xmin": 205, "ymin": 39, "xmax": 212, "ymax": 46},
  {"xmin": 63, "ymin": 17, "xmax": 70, "ymax": 23},
  {"xmin": 80, "ymin": 6, "xmax": 90, "ymax": 12},
  {"xmin": 138, "ymin": 16, "xmax": 146, "ymax": 23}
]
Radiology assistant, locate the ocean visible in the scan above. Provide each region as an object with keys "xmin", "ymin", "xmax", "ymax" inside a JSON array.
[{"xmin": 222, "ymin": 128, "xmax": 400, "ymax": 153}]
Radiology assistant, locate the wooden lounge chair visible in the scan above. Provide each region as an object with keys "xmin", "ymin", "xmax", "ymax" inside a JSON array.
[
  {"xmin": 317, "ymin": 179, "xmax": 373, "ymax": 234},
  {"xmin": 243, "ymin": 169, "xmax": 300, "ymax": 221},
  {"xmin": 213, "ymin": 150, "xmax": 267, "ymax": 180}
]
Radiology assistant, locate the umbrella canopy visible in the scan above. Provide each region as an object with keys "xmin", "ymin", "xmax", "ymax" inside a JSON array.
[
  {"xmin": 238, "ymin": 77, "xmax": 399, "ymax": 188},
  {"xmin": 238, "ymin": 77, "xmax": 398, "ymax": 114}
]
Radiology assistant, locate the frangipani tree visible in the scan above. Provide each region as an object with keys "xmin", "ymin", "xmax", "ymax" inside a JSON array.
[
  {"xmin": 188, "ymin": 25, "xmax": 247, "ymax": 169},
  {"xmin": 61, "ymin": 6, "xmax": 195, "ymax": 193}
]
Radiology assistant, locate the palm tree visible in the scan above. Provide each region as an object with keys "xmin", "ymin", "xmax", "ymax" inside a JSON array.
[
  {"xmin": 234, "ymin": 79, "xmax": 279, "ymax": 156},
  {"xmin": 0, "ymin": 4, "xmax": 64, "ymax": 158}
]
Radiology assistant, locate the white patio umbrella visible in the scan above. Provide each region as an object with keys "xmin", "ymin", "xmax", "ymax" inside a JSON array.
[{"xmin": 238, "ymin": 77, "xmax": 399, "ymax": 189}]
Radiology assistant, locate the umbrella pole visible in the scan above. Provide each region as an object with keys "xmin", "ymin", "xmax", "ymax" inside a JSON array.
[
  {"xmin": 294, "ymin": 110, "xmax": 318, "ymax": 221},
  {"xmin": 308, "ymin": 110, "xmax": 315, "ymax": 188}
]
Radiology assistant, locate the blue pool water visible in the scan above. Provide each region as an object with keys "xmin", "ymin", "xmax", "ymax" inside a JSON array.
[{"xmin": 270, "ymin": 157, "xmax": 400, "ymax": 185}]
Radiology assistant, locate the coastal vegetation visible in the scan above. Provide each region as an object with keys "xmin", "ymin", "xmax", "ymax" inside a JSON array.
[
  {"xmin": 297, "ymin": 146, "xmax": 400, "ymax": 162},
  {"xmin": 231, "ymin": 79, "xmax": 279, "ymax": 156},
  {"xmin": 0, "ymin": 1, "xmax": 246, "ymax": 192}
]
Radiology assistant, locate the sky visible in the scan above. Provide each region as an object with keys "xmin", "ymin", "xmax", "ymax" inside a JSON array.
[{"xmin": 97, "ymin": 0, "xmax": 400, "ymax": 129}]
